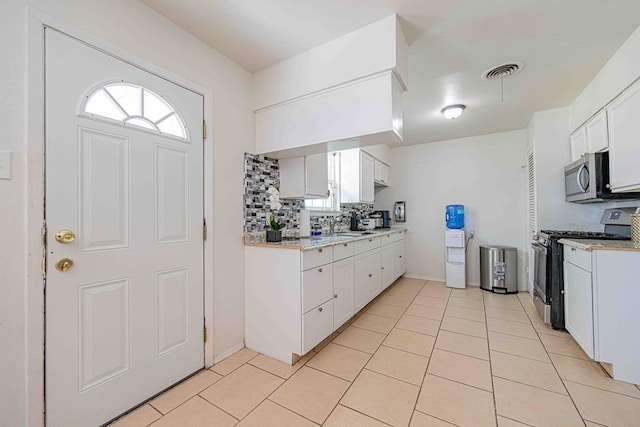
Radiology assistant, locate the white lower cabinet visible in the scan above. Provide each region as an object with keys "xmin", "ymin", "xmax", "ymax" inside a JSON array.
[
  {"xmin": 302, "ymin": 299, "xmax": 334, "ymax": 354},
  {"xmin": 563, "ymin": 260, "xmax": 594, "ymax": 359},
  {"xmin": 381, "ymin": 244, "xmax": 394, "ymax": 290},
  {"xmin": 354, "ymin": 248, "xmax": 381, "ymax": 312},
  {"xmin": 563, "ymin": 243, "xmax": 640, "ymax": 384},
  {"xmin": 245, "ymin": 230, "xmax": 405, "ymax": 365},
  {"xmin": 393, "ymin": 240, "xmax": 406, "ymax": 278},
  {"xmin": 333, "ymin": 257, "xmax": 355, "ymax": 330}
]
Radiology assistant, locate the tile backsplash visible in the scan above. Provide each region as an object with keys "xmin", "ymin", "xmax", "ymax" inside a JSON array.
[{"xmin": 243, "ymin": 153, "xmax": 375, "ymax": 233}]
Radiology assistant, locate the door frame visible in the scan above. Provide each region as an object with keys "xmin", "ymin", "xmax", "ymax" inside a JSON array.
[{"xmin": 26, "ymin": 7, "xmax": 215, "ymax": 425}]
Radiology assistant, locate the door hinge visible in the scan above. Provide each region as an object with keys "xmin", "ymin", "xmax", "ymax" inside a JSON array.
[
  {"xmin": 203, "ymin": 218, "xmax": 208, "ymax": 241},
  {"xmin": 203, "ymin": 326, "xmax": 208, "ymax": 343},
  {"xmin": 203, "ymin": 120, "xmax": 207, "ymax": 140}
]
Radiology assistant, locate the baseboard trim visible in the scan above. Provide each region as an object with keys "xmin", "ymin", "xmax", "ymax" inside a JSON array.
[{"xmin": 212, "ymin": 342, "xmax": 245, "ymax": 365}]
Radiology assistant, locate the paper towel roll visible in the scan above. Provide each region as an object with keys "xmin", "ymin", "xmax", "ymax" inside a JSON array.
[{"xmin": 299, "ymin": 210, "xmax": 311, "ymax": 237}]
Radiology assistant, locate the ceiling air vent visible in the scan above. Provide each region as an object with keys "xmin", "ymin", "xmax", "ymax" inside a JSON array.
[{"xmin": 482, "ymin": 62, "xmax": 523, "ymax": 80}]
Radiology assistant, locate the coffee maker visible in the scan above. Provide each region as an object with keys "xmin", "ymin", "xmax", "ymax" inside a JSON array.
[{"xmin": 371, "ymin": 210, "xmax": 391, "ymax": 228}]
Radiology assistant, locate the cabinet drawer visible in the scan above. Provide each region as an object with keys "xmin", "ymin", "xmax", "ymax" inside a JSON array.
[
  {"xmin": 302, "ymin": 299, "xmax": 334, "ymax": 354},
  {"xmin": 379, "ymin": 233, "xmax": 394, "ymax": 246},
  {"xmin": 390, "ymin": 230, "xmax": 405, "ymax": 243},
  {"xmin": 333, "ymin": 241, "xmax": 354, "ymax": 261},
  {"xmin": 301, "ymin": 263, "xmax": 333, "ymax": 313},
  {"xmin": 563, "ymin": 245, "xmax": 591, "ymax": 272},
  {"xmin": 302, "ymin": 246, "xmax": 333, "ymax": 271},
  {"xmin": 354, "ymin": 237, "xmax": 381, "ymax": 254}
]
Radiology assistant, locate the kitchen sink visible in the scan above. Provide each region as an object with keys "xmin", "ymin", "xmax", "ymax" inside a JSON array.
[{"xmin": 337, "ymin": 231, "xmax": 375, "ymax": 237}]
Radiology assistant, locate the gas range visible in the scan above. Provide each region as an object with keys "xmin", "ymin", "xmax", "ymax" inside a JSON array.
[
  {"xmin": 531, "ymin": 208, "xmax": 636, "ymax": 329},
  {"xmin": 533, "ymin": 230, "xmax": 629, "ymax": 246}
]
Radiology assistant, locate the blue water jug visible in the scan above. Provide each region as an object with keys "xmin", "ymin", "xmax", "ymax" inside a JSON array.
[{"xmin": 446, "ymin": 205, "xmax": 465, "ymax": 229}]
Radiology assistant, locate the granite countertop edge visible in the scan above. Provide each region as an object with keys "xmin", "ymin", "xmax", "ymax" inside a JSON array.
[
  {"xmin": 558, "ymin": 238, "xmax": 640, "ymax": 252},
  {"xmin": 244, "ymin": 227, "xmax": 408, "ymax": 251}
]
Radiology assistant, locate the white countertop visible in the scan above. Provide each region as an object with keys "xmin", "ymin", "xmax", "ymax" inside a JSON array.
[
  {"xmin": 244, "ymin": 227, "xmax": 407, "ymax": 251},
  {"xmin": 558, "ymin": 238, "xmax": 640, "ymax": 252}
]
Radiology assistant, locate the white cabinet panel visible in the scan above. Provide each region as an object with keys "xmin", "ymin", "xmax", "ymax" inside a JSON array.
[
  {"xmin": 393, "ymin": 241, "xmax": 406, "ymax": 279},
  {"xmin": 354, "ymin": 249, "xmax": 381, "ymax": 312},
  {"xmin": 340, "ymin": 148, "xmax": 375, "ymax": 204},
  {"xmin": 570, "ymin": 127, "xmax": 587, "ymax": 163},
  {"xmin": 302, "ymin": 299, "xmax": 334, "ymax": 354},
  {"xmin": 279, "ymin": 154, "xmax": 328, "ymax": 199},
  {"xmin": 563, "ymin": 260, "xmax": 594, "ymax": 359},
  {"xmin": 333, "ymin": 241, "xmax": 355, "ymax": 261},
  {"xmin": 564, "ymin": 245, "xmax": 592, "ymax": 271},
  {"xmin": 302, "ymin": 246, "xmax": 333, "ymax": 271},
  {"xmin": 381, "ymin": 244, "xmax": 394, "ymax": 290},
  {"xmin": 585, "ymin": 110, "xmax": 608, "ymax": 153},
  {"xmin": 607, "ymin": 81, "xmax": 640, "ymax": 193},
  {"xmin": 361, "ymin": 152, "xmax": 375, "ymax": 203},
  {"xmin": 333, "ymin": 257, "xmax": 355, "ymax": 330},
  {"xmin": 301, "ymin": 263, "xmax": 333, "ymax": 313},
  {"xmin": 374, "ymin": 159, "xmax": 390, "ymax": 187},
  {"xmin": 354, "ymin": 236, "xmax": 381, "ymax": 255}
]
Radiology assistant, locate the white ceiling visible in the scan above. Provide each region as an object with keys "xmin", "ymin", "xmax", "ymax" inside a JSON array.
[{"xmin": 142, "ymin": 0, "xmax": 640, "ymax": 145}]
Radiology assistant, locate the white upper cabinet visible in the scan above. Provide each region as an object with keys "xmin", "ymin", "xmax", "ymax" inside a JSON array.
[
  {"xmin": 607, "ymin": 81, "xmax": 640, "ymax": 193},
  {"xmin": 570, "ymin": 127, "xmax": 587, "ymax": 162},
  {"xmin": 252, "ymin": 15, "xmax": 407, "ymax": 157},
  {"xmin": 374, "ymin": 159, "xmax": 390, "ymax": 186},
  {"xmin": 585, "ymin": 110, "xmax": 609, "ymax": 153},
  {"xmin": 279, "ymin": 153, "xmax": 328, "ymax": 199},
  {"xmin": 340, "ymin": 149, "xmax": 374, "ymax": 204},
  {"xmin": 570, "ymin": 110, "xmax": 609, "ymax": 163}
]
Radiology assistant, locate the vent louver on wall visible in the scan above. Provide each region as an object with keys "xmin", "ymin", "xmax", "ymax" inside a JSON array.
[{"xmin": 527, "ymin": 148, "xmax": 537, "ymax": 236}]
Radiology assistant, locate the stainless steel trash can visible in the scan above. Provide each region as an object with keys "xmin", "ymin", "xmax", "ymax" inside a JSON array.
[{"xmin": 480, "ymin": 245, "xmax": 518, "ymax": 294}]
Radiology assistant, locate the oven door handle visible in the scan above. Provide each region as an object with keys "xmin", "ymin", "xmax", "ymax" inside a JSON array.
[{"xmin": 531, "ymin": 242, "xmax": 547, "ymax": 255}]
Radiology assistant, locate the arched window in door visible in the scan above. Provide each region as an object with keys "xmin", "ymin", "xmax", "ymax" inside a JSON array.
[{"xmin": 81, "ymin": 82, "xmax": 188, "ymax": 140}]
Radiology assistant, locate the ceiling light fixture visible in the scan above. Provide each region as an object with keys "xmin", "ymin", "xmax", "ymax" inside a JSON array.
[{"xmin": 441, "ymin": 104, "xmax": 465, "ymax": 120}]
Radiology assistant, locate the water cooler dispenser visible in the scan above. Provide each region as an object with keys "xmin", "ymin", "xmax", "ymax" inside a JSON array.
[{"xmin": 445, "ymin": 205, "xmax": 466, "ymax": 289}]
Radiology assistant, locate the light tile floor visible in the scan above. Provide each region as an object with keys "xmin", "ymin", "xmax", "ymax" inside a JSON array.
[{"xmin": 112, "ymin": 278, "xmax": 640, "ymax": 427}]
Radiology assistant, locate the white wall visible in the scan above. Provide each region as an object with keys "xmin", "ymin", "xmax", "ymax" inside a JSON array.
[
  {"xmin": 571, "ymin": 25, "xmax": 640, "ymax": 130},
  {"xmin": 1, "ymin": 1, "xmax": 253, "ymax": 425},
  {"xmin": 375, "ymin": 130, "xmax": 527, "ymax": 288}
]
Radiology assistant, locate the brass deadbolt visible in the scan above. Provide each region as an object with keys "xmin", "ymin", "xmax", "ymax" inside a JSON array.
[
  {"xmin": 55, "ymin": 258, "xmax": 74, "ymax": 272},
  {"xmin": 55, "ymin": 229, "xmax": 76, "ymax": 244}
]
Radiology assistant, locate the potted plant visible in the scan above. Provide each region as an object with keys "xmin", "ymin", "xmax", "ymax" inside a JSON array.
[{"xmin": 266, "ymin": 186, "xmax": 285, "ymax": 242}]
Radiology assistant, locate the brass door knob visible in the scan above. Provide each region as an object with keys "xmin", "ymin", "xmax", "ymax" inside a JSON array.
[
  {"xmin": 55, "ymin": 229, "xmax": 76, "ymax": 244},
  {"xmin": 55, "ymin": 258, "xmax": 74, "ymax": 272}
]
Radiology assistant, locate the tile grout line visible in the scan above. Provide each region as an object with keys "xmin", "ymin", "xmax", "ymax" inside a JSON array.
[
  {"xmin": 408, "ymin": 281, "xmax": 452, "ymax": 426},
  {"xmin": 483, "ymin": 290, "xmax": 500, "ymax": 427},
  {"xmin": 519, "ymin": 295, "xmax": 589, "ymax": 425},
  {"xmin": 332, "ymin": 278, "xmax": 426, "ymax": 426}
]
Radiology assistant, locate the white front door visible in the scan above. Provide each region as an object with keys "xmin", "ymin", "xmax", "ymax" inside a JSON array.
[{"xmin": 45, "ymin": 29, "xmax": 205, "ymax": 426}]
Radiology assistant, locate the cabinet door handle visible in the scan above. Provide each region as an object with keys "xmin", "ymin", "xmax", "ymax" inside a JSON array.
[
  {"xmin": 319, "ymin": 248, "xmax": 323, "ymax": 253},
  {"xmin": 399, "ymin": 255, "xmax": 403, "ymax": 258},
  {"xmin": 571, "ymin": 247, "xmax": 576, "ymax": 252},
  {"xmin": 334, "ymin": 294, "xmax": 338, "ymax": 298},
  {"xmin": 381, "ymin": 267, "xmax": 384, "ymax": 270},
  {"xmin": 343, "ymin": 243, "xmax": 348, "ymax": 247},
  {"xmin": 318, "ymin": 307, "xmax": 323, "ymax": 312},
  {"xmin": 318, "ymin": 268, "xmax": 323, "ymax": 273},
  {"xmin": 369, "ymin": 239, "xmax": 373, "ymax": 242},
  {"xmin": 369, "ymin": 273, "xmax": 373, "ymax": 278}
]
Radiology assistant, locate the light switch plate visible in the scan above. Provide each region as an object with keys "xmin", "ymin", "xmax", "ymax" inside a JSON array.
[{"xmin": 0, "ymin": 150, "xmax": 12, "ymax": 180}]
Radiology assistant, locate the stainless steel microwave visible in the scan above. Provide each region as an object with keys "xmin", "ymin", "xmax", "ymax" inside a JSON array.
[{"xmin": 564, "ymin": 152, "xmax": 640, "ymax": 203}]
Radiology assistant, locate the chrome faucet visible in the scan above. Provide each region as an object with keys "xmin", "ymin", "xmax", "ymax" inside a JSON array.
[{"xmin": 329, "ymin": 217, "xmax": 336, "ymax": 234}]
